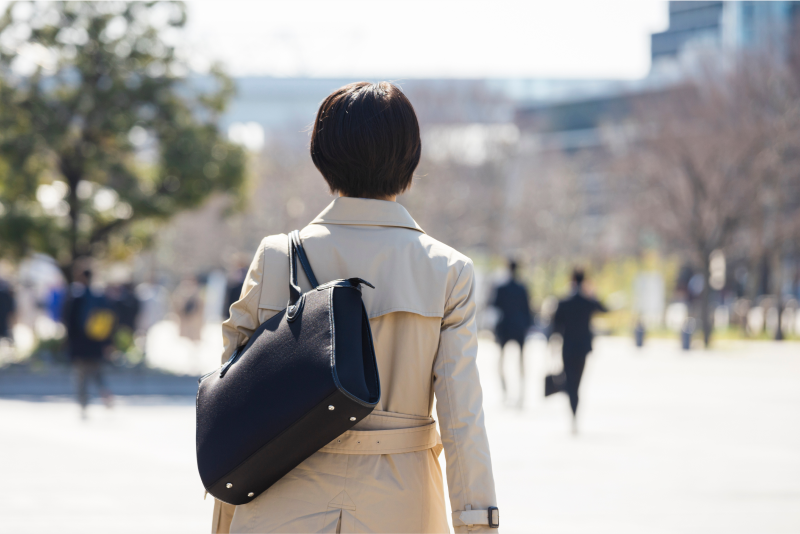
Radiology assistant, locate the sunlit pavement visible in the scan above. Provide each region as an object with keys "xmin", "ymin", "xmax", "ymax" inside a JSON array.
[
  {"xmin": 1, "ymin": 334, "xmax": 799, "ymax": 534},
  {"xmin": 486, "ymin": 336, "xmax": 800, "ymax": 534}
]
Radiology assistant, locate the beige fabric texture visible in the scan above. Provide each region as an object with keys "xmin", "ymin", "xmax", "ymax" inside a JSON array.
[
  {"xmin": 319, "ymin": 409, "xmax": 441, "ymax": 455},
  {"xmin": 212, "ymin": 197, "xmax": 498, "ymax": 533}
]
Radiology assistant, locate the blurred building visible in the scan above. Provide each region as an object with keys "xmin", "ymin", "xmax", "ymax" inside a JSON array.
[
  {"xmin": 508, "ymin": 1, "xmax": 800, "ymax": 261},
  {"xmin": 218, "ymin": 77, "xmax": 634, "ymax": 143},
  {"xmin": 512, "ymin": 90, "xmax": 648, "ymax": 260},
  {"xmin": 651, "ymin": 1, "xmax": 800, "ymax": 70}
]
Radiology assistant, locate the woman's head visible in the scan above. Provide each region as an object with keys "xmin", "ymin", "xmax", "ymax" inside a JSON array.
[{"xmin": 310, "ymin": 82, "xmax": 421, "ymax": 199}]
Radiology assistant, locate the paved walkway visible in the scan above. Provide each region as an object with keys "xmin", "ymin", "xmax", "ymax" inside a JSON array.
[
  {"xmin": 485, "ymin": 336, "xmax": 800, "ymax": 534},
  {"xmin": 1, "ymin": 336, "xmax": 798, "ymax": 533}
]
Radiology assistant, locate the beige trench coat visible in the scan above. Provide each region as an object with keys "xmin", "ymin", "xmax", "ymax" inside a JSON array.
[{"xmin": 211, "ymin": 198, "xmax": 498, "ymax": 533}]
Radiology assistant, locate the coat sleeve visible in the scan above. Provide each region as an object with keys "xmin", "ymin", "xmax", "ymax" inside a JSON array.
[
  {"xmin": 594, "ymin": 298, "xmax": 609, "ymax": 314},
  {"xmin": 220, "ymin": 238, "xmax": 268, "ymax": 365},
  {"xmin": 433, "ymin": 261, "xmax": 499, "ymax": 533},
  {"xmin": 211, "ymin": 238, "xmax": 269, "ymax": 534}
]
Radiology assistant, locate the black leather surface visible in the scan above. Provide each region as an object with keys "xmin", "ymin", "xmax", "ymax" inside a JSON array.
[
  {"xmin": 208, "ymin": 388, "xmax": 374, "ymax": 505},
  {"xmin": 332, "ymin": 287, "xmax": 370, "ymax": 402}
]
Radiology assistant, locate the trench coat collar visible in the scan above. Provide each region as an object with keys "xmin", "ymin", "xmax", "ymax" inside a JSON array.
[{"xmin": 310, "ymin": 197, "xmax": 425, "ymax": 233}]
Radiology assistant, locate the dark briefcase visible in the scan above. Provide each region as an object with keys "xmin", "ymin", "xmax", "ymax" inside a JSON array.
[
  {"xmin": 196, "ymin": 230, "xmax": 380, "ymax": 505},
  {"xmin": 544, "ymin": 372, "xmax": 566, "ymax": 397}
]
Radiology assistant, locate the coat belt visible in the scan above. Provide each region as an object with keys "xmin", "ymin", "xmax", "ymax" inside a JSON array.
[{"xmin": 321, "ymin": 413, "xmax": 440, "ymax": 455}]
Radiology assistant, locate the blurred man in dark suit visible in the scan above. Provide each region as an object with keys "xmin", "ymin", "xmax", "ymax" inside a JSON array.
[
  {"xmin": 553, "ymin": 268, "xmax": 607, "ymax": 432},
  {"xmin": 491, "ymin": 259, "xmax": 532, "ymax": 407}
]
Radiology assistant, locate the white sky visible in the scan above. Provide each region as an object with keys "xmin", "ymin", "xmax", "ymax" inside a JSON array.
[{"xmin": 185, "ymin": 0, "xmax": 669, "ymax": 79}]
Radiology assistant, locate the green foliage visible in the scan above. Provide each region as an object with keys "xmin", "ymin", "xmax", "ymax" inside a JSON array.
[
  {"xmin": 0, "ymin": 1, "xmax": 246, "ymax": 273},
  {"xmin": 111, "ymin": 325, "xmax": 144, "ymax": 367}
]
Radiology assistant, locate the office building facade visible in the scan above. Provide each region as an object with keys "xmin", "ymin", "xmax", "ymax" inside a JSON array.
[{"xmin": 651, "ymin": 1, "xmax": 800, "ymax": 68}]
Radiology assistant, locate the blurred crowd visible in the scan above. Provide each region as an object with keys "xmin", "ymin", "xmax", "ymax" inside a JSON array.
[
  {"xmin": 1, "ymin": 249, "xmax": 799, "ymax": 426},
  {"xmin": 0, "ymin": 255, "xmax": 250, "ymax": 371},
  {"xmin": 2, "ymin": 253, "xmax": 799, "ymax": 368}
]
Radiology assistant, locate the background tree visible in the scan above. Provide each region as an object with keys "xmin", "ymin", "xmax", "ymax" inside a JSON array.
[
  {"xmin": 614, "ymin": 52, "xmax": 800, "ymax": 346},
  {"xmin": 736, "ymin": 47, "xmax": 800, "ymax": 339},
  {"xmin": 0, "ymin": 1, "xmax": 246, "ymax": 280},
  {"xmin": 511, "ymin": 149, "xmax": 589, "ymax": 298}
]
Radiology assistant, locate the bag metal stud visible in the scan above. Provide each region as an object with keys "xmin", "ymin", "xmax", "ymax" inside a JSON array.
[
  {"xmin": 328, "ymin": 405, "xmax": 335, "ymax": 410},
  {"xmin": 248, "ymin": 492, "xmax": 254, "ymax": 497},
  {"xmin": 350, "ymin": 417, "xmax": 356, "ymax": 421},
  {"xmin": 226, "ymin": 483, "xmax": 233, "ymax": 488}
]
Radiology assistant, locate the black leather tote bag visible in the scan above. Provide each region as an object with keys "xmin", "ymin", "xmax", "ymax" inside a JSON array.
[{"xmin": 196, "ymin": 230, "xmax": 380, "ymax": 505}]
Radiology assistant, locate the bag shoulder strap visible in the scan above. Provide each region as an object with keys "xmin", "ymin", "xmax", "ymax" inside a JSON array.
[
  {"xmin": 288, "ymin": 230, "xmax": 319, "ymax": 307},
  {"xmin": 290, "ymin": 230, "xmax": 319, "ymax": 288}
]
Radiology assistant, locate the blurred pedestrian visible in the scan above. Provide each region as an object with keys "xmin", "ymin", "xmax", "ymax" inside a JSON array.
[
  {"xmin": 490, "ymin": 258, "xmax": 532, "ymax": 407},
  {"xmin": 174, "ymin": 276, "xmax": 204, "ymax": 342},
  {"xmin": 552, "ymin": 268, "xmax": 607, "ymax": 433},
  {"xmin": 45, "ymin": 282, "xmax": 66, "ymax": 323},
  {"xmin": 63, "ymin": 268, "xmax": 115, "ymax": 417},
  {"xmin": 634, "ymin": 317, "xmax": 646, "ymax": 347},
  {"xmin": 110, "ymin": 283, "xmax": 141, "ymax": 333},
  {"xmin": 107, "ymin": 282, "xmax": 142, "ymax": 364},
  {"xmin": 0, "ymin": 277, "xmax": 16, "ymax": 343}
]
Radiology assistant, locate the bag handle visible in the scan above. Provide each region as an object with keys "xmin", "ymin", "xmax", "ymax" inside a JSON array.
[
  {"xmin": 287, "ymin": 230, "xmax": 319, "ymax": 320},
  {"xmin": 290, "ymin": 230, "xmax": 319, "ymax": 288}
]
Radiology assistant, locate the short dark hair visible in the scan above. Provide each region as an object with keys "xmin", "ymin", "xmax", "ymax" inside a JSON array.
[
  {"xmin": 310, "ymin": 82, "xmax": 421, "ymax": 198},
  {"xmin": 572, "ymin": 268, "xmax": 585, "ymax": 286},
  {"xmin": 508, "ymin": 258, "xmax": 518, "ymax": 275}
]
